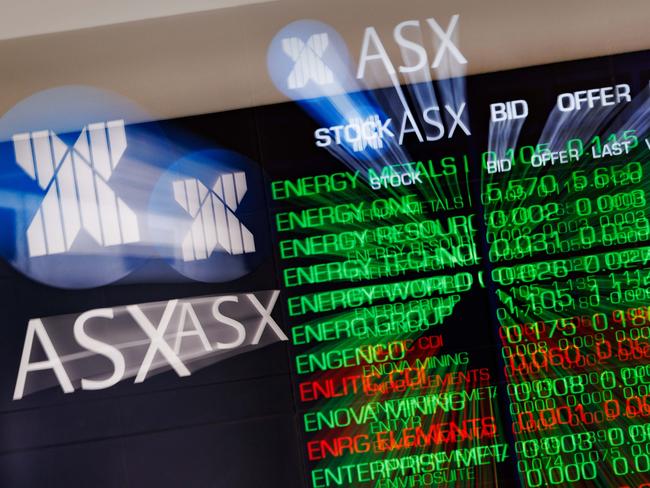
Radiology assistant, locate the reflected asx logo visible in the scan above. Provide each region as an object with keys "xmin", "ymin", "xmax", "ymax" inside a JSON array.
[
  {"xmin": 0, "ymin": 86, "xmax": 155, "ymax": 288},
  {"xmin": 13, "ymin": 120, "xmax": 139, "ymax": 257},
  {"xmin": 13, "ymin": 290, "xmax": 286, "ymax": 399},
  {"xmin": 172, "ymin": 172, "xmax": 255, "ymax": 261},
  {"xmin": 148, "ymin": 148, "xmax": 268, "ymax": 284},
  {"xmin": 0, "ymin": 86, "xmax": 268, "ymax": 288},
  {"xmin": 283, "ymin": 33, "xmax": 334, "ymax": 89},
  {"xmin": 314, "ymin": 102, "xmax": 470, "ymax": 150},
  {"xmin": 267, "ymin": 16, "xmax": 468, "ymax": 98},
  {"xmin": 267, "ymin": 20, "xmax": 354, "ymax": 99}
]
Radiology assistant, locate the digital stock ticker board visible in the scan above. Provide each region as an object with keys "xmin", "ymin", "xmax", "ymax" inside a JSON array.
[{"xmin": 2, "ymin": 17, "xmax": 650, "ymax": 488}]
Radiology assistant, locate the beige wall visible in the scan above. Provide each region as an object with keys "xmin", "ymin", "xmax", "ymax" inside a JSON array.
[{"xmin": 0, "ymin": 0, "xmax": 648, "ymax": 121}]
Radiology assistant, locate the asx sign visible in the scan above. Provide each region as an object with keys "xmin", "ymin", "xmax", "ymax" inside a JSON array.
[
  {"xmin": 355, "ymin": 15, "xmax": 467, "ymax": 78},
  {"xmin": 267, "ymin": 18, "xmax": 470, "ymax": 153},
  {"xmin": 267, "ymin": 15, "xmax": 468, "ymax": 97},
  {"xmin": 314, "ymin": 103, "xmax": 470, "ymax": 151},
  {"xmin": 13, "ymin": 291, "xmax": 286, "ymax": 400},
  {"xmin": 0, "ymin": 86, "xmax": 267, "ymax": 288}
]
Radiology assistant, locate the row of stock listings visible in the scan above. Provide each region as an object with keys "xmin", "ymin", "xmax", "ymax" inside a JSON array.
[{"xmin": 269, "ymin": 123, "xmax": 650, "ymax": 487}]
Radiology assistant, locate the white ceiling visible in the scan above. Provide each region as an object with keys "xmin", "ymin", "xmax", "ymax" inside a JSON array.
[
  {"xmin": 0, "ymin": 0, "xmax": 648, "ymax": 119},
  {"xmin": 0, "ymin": 0, "xmax": 275, "ymax": 41}
]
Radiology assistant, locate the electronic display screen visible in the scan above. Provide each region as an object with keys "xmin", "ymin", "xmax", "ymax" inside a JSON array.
[
  {"xmin": 1, "ymin": 30, "xmax": 650, "ymax": 488},
  {"xmin": 261, "ymin": 48, "xmax": 650, "ymax": 488}
]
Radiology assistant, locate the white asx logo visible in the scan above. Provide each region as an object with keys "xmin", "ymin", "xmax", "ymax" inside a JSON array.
[
  {"xmin": 12, "ymin": 120, "xmax": 139, "ymax": 257},
  {"xmin": 173, "ymin": 172, "xmax": 255, "ymax": 262},
  {"xmin": 13, "ymin": 290, "xmax": 285, "ymax": 399},
  {"xmin": 283, "ymin": 33, "xmax": 334, "ymax": 89}
]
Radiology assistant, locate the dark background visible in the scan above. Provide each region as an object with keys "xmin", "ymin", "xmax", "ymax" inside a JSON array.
[{"xmin": 0, "ymin": 49, "xmax": 649, "ymax": 488}]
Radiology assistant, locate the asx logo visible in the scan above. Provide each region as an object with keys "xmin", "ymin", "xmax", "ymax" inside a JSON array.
[
  {"xmin": 355, "ymin": 15, "xmax": 467, "ymax": 79},
  {"xmin": 267, "ymin": 16, "xmax": 467, "ymax": 97},
  {"xmin": 11, "ymin": 121, "xmax": 257, "ymax": 265},
  {"xmin": 0, "ymin": 85, "xmax": 267, "ymax": 289},
  {"xmin": 282, "ymin": 33, "xmax": 334, "ymax": 90},
  {"xmin": 13, "ymin": 290, "xmax": 286, "ymax": 400},
  {"xmin": 13, "ymin": 120, "xmax": 139, "ymax": 257},
  {"xmin": 314, "ymin": 103, "xmax": 470, "ymax": 150},
  {"xmin": 173, "ymin": 173, "xmax": 255, "ymax": 262}
]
